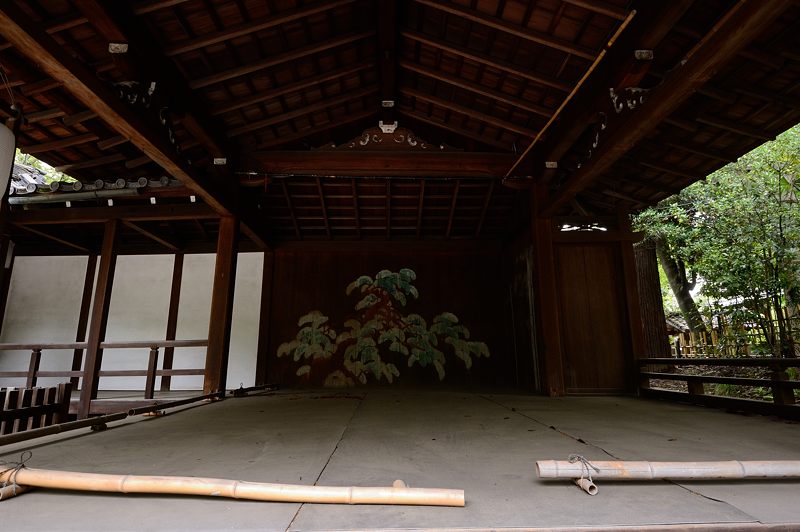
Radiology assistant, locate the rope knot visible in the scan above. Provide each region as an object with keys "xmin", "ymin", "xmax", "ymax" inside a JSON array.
[
  {"xmin": 568, "ymin": 453, "xmax": 599, "ymax": 482},
  {"xmin": 0, "ymin": 450, "xmax": 32, "ymax": 497}
]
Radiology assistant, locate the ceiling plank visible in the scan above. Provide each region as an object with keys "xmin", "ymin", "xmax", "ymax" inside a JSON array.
[
  {"xmin": 560, "ymin": 0, "xmax": 629, "ymax": 20},
  {"xmin": 122, "ymin": 220, "xmax": 180, "ymax": 251},
  {"xmin": 414, "ymin": 0, "xmax": 596, "ymax": 60},
  {"xmin": 254, "ymin": 108, "xmax": 376, "ymax": 149},
  {"xmin": 540, "ymin": 0, "xmax": 794, "ymax": 215},
  {"xmin": 164, "ymin": 0, "xmax": 356, "ymax": 56},
  {"xmin": 228, "ymin": 86, "xmax": 378, "ymax": 137},
  {"xmin": 247, "ymin": 150, "xmax": 516, "ymax": 177},
  {"xmin": 400, "ymin": 60, "xmax": 552, "ymax": 118},
  {"xmin": 190, "ymin": 31, "xmax": 375, "ymax": 89},
  {"xmin": 401, "ymin": 30, "xmax": 571, "ymax": 92},
  {"xmin": 211, "ymin": 62, "xmax": 374, "ymax": 117},
  {"xmin": 400, "ymin": 87, "xmax": 537, "ymax": 137},
  {"xmin": 0, "ymin": 2, "xmax": 235, "ymax": 216}
]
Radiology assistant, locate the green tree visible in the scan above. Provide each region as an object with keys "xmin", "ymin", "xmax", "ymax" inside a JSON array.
[{"xmin": 634, "ymin": 125, "xmax": 800, "ymax": 356}]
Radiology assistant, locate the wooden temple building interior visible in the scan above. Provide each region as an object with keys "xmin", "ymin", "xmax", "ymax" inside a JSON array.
[{"xmin": 0, "ymin": 0, "xmax": 800, "ymax": 422}]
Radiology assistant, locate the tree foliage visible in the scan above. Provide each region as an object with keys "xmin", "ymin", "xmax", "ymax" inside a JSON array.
[{"xmin": 634, "ymin": 125, "xmax": 800, "ymax": 356}]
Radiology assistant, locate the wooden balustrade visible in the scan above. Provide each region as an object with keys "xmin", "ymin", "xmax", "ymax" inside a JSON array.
[
  {"xmin": 0, "ymin": 340, "xmax": 208, "ymax": 401},
  {"xmin": 638, "ymin": 357, "xmax": 800, "ymax": 418},
  {"xmin": 0, "ymin": 382, "xmax": 71, "ymax": 435}
]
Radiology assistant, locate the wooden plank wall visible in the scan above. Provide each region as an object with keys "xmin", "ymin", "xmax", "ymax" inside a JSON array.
[{"xmin": 262, "ymin": 246, "xmax": 515, "ymax": 388}]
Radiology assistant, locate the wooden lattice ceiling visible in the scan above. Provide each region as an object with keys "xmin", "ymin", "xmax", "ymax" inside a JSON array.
[{"xmin": 1, "ymin": 0, "xmax": 799, "ymax": 253}]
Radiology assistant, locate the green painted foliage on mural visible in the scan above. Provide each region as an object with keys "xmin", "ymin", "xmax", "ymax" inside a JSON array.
[{"xmin": 278, "ymin": 268, "xmax": 490, "ymax": 386}]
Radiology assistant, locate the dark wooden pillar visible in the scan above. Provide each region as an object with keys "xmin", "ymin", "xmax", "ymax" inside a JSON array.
[
  {"xmin": 634, "ymin": 242, "xmax": 671, "ymax": 358},
  {"xmin": 0, "ymin": 237, "xmax": 15, "ymax": 335},
  {"xmin": 618, "ymin": 214, "xmax": 646, "ymax": 363},
  {"xmin": 161, "ymin": 253, "xmax": 184, "ymax": 391},
  {"xmin": 70, "ymin": 254, "xmax": 97, "ymax": 387},
  {"xmin": 255, "ymin": 250, "xmax": 275, "ymax": 385},
  {"xmin": 531, "ymin": 186, "xmax": 565, "ymax": 396},
  {"xmin": 78, "ymin": 220, "xmax": 118, "ymax": 419},
  {"xmin": 203, "ymin": 216, "xmax": 238, "ymax": 395}
]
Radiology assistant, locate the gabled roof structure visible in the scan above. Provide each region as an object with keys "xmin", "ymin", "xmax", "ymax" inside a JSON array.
[{"xmin": 0, "ymin": 0, "xmax": 798, "ymax": 254}]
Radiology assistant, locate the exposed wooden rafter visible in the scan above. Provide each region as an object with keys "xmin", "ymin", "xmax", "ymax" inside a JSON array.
[
  {"xmin": 121, "ymin": 220, "xmax": 180, "ymax": 251},
  {"xmin": 540, "ymin": 0, "xmax": 793, "ymax": 215}
]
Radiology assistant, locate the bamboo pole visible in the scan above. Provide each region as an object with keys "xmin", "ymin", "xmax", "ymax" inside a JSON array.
[
  {"xmin": 537, "ymin": 459, "xmax": 800, "ymax": 495},
  {"xmin": 0, "ymin": 467, "xmax": 465, "ymax": 506}
]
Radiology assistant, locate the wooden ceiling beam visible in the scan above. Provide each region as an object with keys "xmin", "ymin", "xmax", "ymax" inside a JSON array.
[
  {"xmin": 8, "ymin": 203, "xmax": 218, "ymax": 225},
  {"xmin": 398, "ymin": 108, "xmax": 511, "ymax": 151},
  {"xmin": 560, "ymin": 0, "xmax": 629, "ymax": 20},
  {"xmin": 22, "ymin": 133, "xmax": 99, "ymax": 154},
  {"xmin": 694, "ymin": 115, "xmax": 773, "ymax": 142},
  {"xmin": 246, "ymin": 150, "xmax": 517, "ymax": 178},
  {"xmin": 400, "ymin": 87, "xmax": 537, "ymax": 137},
  {"xmin": 191, "ymin": 31, "xmax": 375, "ymax": 89},
  {"xmin": 540, "ymin": 0, "xmax": 792, "ymax": 215},
  {"xmin": 12, "ymin": 224, "xmax": 90, "ymax": 253},
  {"xmin": 400, "ymin": 60, "xmax": 552, "ymax": 118},
  {"xmin": 55, "ymin": 153, "xmax": 126, "ymax": 172},
  {"xmin": 508, "ymin": 1, "xmax": 694, "ymax": 178},
  {"xmin": 228, "ymin": 86, "xmax": 378, "ymax": 137},
  {"xmin": 25, "ymin": 108, "xmax": 66, "ymax": 124},
  {"xmin": 378, "ymin": 0, "xmax": 398, "ymax": 124},
  {"xmin": 401, "ymin": 30, "xmax": 571, "ymax": 92},
  {"xmin": 211, "ymin": 62, "xmax": 374, "ymax": 117},
  {"xmin": 164, "ymin": 0, "xmax": 356, "ymax": 56},
  {"xmin": 414, "ymin": 0, "xmax": 596, "ymax": 60},
  {"xmin": 132, "ymin": 0, "xmax": 190, "ymax": 15},
  {"xmin": 122, "ymin": 220, "xmax": 180, "ymax": 251},
  {"xmin": 0, "ymin": 4, "xmax": 237, "ymax": 214}
]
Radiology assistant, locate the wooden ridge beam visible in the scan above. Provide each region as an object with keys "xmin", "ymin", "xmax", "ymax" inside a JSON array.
[
  {"xmin": 540, "ymin": 0, "xmax": 792, "ymax": 216},
  {"xmin": 247, "ymin": 150, "xmax": 517, "ymax": 177},
  {"xmin": 0, "ymin": 2, "xmax": 233, "ymax": 215},
  {"xmin": 400, "ymin": 87, "xmax": 537, "ymax": 138},
  {"xmin": 400, "ymin": 60, "xmax": 552, "ymax": 118},
  {"xmin": 228, "ymin": 86, "xmax": 378, "ymax": 137},
  {"xmin": 414, "ymin": 0, "xmax": 596, "ymax": 60},
  {"xmin": 165, "ymin": 0, "xmax": 356, "ymax": 56},
  {"xmin": 401, "ymin": 30, "xmax": 571, "ymax": 92},
  {"xmin": 190, "ymin": 31, "xmax": 375, "ymax": 89},
  {"xmin": 211, "ymin": 62, "xmax": 374, "ymax": 117}
]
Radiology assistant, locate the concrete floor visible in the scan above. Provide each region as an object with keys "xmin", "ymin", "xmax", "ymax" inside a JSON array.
[{"xmin": 2, "ymin": 389, "xmax": 799, "ymax": 531}]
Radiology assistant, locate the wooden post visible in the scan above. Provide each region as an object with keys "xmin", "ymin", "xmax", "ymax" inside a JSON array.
[
  {"xmin": 255, "ymin": 251, "xmax": 275, "ymax": 385},
  {"xmin": 531, "ymin": 186, "xmax": 565, "ymax": 396},
  {"xmin": 634, "ymin": 242, "xmax": 671, "ymax": 358},
  {"xmin": 618, "ymin": 214, "xmax": 646, "ymax": 392},
  {"xmin": 71, "ymin": 254, "xmax": 97, "ymax": 387},
  {"xmin": 203, "ymin": 216, "xmax": 238, "ymax": 395},
  {"xmin": 771, "ymin": 369, "xmax": 796, "ymax": 406},
  {"xmin": 144, "ymin": 347, "xmax": 159, "ymax": 400},
  {"xmin": 0, "ymin": 236, "xmax": 15, "ymax": 335},
  {"xmin": 78, "ymin": 219, "xmax": 118, "ymax": 419},
  {"xmin": 161, "ymin": 253, "xmax": 184, "ymax": 391},
  {"xmin": 26, "ymin": 348, "xmax": 41, "ymax": 388}
]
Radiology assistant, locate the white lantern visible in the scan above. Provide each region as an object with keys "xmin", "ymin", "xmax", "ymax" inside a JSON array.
[{"xmin": 0, "ymin": 122, "xmax": 15, "ymax": 201}]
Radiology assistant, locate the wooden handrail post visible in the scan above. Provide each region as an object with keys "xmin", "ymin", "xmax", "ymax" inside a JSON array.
[
  {"xmin": 26, "ymin": 348, "xmax": 42, "ymax": 388},
  {"xmin": 687, "ymin": 379, "xmax": 705, "ymax": 396},
  {"xmin": 771, "ymin": 369, "xmax": 796, "ymax": 406},
  {"xmin": 144, "ymin": 347, "xmax": 159, "ymax": 400}
]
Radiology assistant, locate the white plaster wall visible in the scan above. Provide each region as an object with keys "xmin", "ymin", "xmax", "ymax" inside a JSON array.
[
  {"xmin": 0, "ymin": 253, "xmax": 263, "ymax": 391},
  {"xmin": 0, "ymin": 256, "xmax": 90, "ymax": 388}
]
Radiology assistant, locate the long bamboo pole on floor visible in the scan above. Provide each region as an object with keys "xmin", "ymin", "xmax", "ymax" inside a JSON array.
[
  {"xmin": 0, "ymin": 467, "xmax": 465, "ymax": 506},
  {"xmin": 536, "ymin": 460, "xmax": 800, "ymax": 480}
]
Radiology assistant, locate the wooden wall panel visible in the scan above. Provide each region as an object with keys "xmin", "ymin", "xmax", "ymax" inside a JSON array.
[
  {"xmin": 555, "ymin": 243, "xmax": 632, "ymax": 393},
  {"xmin": 265, "ymin": 249, "xmax": 514, "ymax": 388}
]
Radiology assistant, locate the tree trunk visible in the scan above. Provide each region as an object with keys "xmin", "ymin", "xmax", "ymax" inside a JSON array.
[{"xmin": 654, "ymin": 237, "xmax": 706, "ymax": 333}]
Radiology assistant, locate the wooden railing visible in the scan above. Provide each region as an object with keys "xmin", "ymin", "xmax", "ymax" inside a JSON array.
[
  {"xmin": 0, "ymin": 339, "xmax": 207, "ymax": 400},
  {"xmin": 638, "ymin": 357, "xmax": 800, "ymax": 418},
  {"xmin": 1, "ymin": 382, "xmax": 71, "ymax": 435}
]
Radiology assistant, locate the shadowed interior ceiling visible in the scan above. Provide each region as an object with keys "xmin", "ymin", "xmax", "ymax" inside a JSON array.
[{"xmin": 1, "ymin": 0, "xmax": 799, "ymax": 253}]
